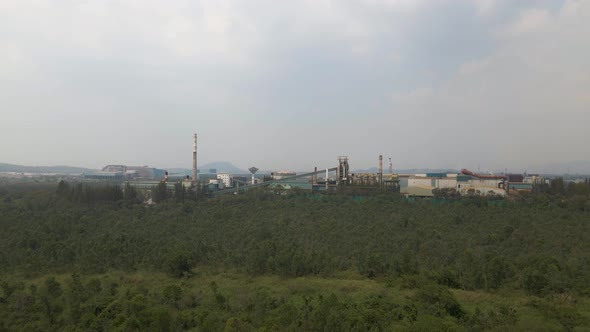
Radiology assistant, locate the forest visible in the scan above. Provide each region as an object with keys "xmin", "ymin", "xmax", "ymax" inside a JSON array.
[{"xmin": 0, "ymin": 180, "xmax": 589, "ymax": 331}]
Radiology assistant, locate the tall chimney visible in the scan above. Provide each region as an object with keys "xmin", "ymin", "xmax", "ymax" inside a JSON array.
[
  {"xmin": 378, "ymin": 155, "xmax": 383, "ymax": 187},
  {"xmin": 192, "ymin": 133, "xmax": 198, "ymax": 184},
  {"xmin": 389, "ymin": 158, "xmax": 393, "ymax": 174},
  {"xmin": 314, "ymin": 166, "xmax": 317, "ymax": 184}
]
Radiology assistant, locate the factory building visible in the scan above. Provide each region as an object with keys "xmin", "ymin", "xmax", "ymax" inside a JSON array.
[
  {"xmin": 400, "ymin": 173, "xmax": 458, "ymax": 197},
  {"xmin": 126, "ymin": 166, "xmax": 167, "ymax": 179},
  {"xmin": 399, "ymin": 168, "xmax": 547, "ymax": 198},
  {"xmin": 505, "ymin": 174, "xmax": 545, "ymax": 192},
  {"xmin": 208, "ymin": 179, "xmax": 225, "ymax": 191},
  {"xmin": 217, "ymin": 173, "xmax": 233, "ymax": 188},
  {"xmin": 457, "ymin": 178, "xmax": 507, "ymax": 196},
  {"xmin": 82, "ymin": 165, "xmax": 167, "ymax": 181},
  {"xmin": 81, "ymin": 171, "xmax": 126, "ymax": 181},
  {"xmin": 400, "ymin": 170, "xmax": 507, "ymax": 197}
]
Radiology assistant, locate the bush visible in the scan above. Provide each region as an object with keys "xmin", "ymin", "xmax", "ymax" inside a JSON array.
[
  {"xmin": 415, "ymin": 284, "xmax": 465, "ymax": 319},
  {"xmin": 167, "ymin": 253, "xmax": 193, "ymax": 278}
]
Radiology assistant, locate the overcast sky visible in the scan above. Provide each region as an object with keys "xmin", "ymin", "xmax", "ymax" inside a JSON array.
[{"xmin": 1, "ymin": 0, "xmax": 588, "ymax": 172}]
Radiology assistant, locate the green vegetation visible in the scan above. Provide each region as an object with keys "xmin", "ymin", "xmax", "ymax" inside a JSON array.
[{"xmin": 0, "ymin": 181, "xmax": 589, "ymax": 331}]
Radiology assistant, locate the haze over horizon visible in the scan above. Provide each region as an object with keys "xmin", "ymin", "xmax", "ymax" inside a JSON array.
[{"xmin": 1, "ymin": 0, "xmax": 589, "ymax": 172}]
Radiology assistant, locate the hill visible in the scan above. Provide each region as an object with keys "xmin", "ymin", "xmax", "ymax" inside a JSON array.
[{"xmin": 0, "ymin": 162, "xmax": 94, "ymax": 174}]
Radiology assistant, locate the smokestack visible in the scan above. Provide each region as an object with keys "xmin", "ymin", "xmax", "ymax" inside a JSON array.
[
  {"xmin": 314, "ymin": 166, "xmax": 317, "ymax": 184},
  {"xmin": 378, "ymin": 155, "xmax": 383, "ymax": 187},
  {"xmin": 389, "ymin": 158, "xmax": 393, "ymax": 174},
  {"xmin": 192, "ymin": 133, "xmax": 198, "ymax": 184}
]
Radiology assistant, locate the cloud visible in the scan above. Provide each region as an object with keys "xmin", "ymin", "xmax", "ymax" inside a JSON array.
[
  {"xmin": 474, "ymin": 0, "xmax": 497, "ymax": 14},
  {"xmin": 500, "ymin": 8, "xmax": 551, "ymax": 36},
  {"xmin": 0, "ymin": 0, "xmax": 586, "ymax": 171},
  {"xmin": 386, "ymin": 0, "xmax": 590, "ymax": 170}
]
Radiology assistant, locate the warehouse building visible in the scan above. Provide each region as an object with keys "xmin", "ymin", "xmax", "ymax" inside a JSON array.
[
  {"xmin": 400, "ymin": 171, "xmax": 507, "ymax": 197},
  {"xmin": 82, "ymin": 165, "xmax": 167, "ymax": 181}
]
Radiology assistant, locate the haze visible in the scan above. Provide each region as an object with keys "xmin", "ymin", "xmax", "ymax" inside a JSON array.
[{"xmin": 1, "ymin": 0, "xmax": 588, "ymax": 172}]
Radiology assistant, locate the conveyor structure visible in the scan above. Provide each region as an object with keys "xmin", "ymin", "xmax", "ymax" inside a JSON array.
[{"xmin": 213, "ymin": 167, "xmax": 338, "ymax": 196}]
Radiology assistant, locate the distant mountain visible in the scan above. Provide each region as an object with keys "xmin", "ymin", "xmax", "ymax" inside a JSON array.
[
  {"xmin": 0, "ymin": 163, "xmax": 95, "ymax": 174},
  {"xmin": 167, "ymin": 162, "xmax": 247, "ymax": 175}
]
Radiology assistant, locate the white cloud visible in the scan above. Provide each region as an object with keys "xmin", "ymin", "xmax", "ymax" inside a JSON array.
[
  {"xmin": 0, "ymin": 0, "xmax": 587, "ymax": 170},
  {"xmin": 474, "ymin": 0, "xmax": 497, "ymax": 14},
  {"xmin": 501, "ymin": 8, "xmax": 551, "ymax": 36},
  {"xmin": 386, "ymin": 0, "xmax": 590, "ymax": 169}
]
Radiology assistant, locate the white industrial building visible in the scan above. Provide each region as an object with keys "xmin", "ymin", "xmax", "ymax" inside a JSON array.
[
  {"xmin": 400, "ymin": 171, "xmax": 507, "ymax": 197},
  {"xmin": 209, "ymin": 178, "xmax": 225, "ymax": 189},
  {"xmin": 217, "ymin": 173, "xmax": 233, "ymax": 188}
]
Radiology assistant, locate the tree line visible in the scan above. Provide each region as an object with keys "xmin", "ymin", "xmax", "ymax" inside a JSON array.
[{"xmin": 0, "ymin": 182, "xmax": 588, "ymax": 330}]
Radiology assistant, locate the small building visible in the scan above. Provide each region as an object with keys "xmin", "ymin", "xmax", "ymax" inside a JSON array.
[
  {"xmin": 206, "ymin": 178, "xmax": 225, "ymax": 191},
  {"xmin": 217, "ymin": 173, "xmax": 233, "ymax": 188},
  {"xmin": 507, "ymin": 174, "xmax": 524, "ymax": 183}
]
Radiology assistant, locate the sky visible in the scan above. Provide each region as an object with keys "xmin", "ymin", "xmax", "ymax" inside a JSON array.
[{"xmin": 1, "ymin": 0, "xmax": 589, "ymax": 172}]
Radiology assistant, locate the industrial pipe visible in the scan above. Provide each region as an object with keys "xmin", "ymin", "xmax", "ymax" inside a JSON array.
[{"xmin": 461, "ymin": 168, "xmax": 507, "ymax": 179}]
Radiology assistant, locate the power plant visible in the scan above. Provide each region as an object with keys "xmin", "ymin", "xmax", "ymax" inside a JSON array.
[{"xmin": 80, "ymin": 133, "xmax": 545, "ymax": 199}]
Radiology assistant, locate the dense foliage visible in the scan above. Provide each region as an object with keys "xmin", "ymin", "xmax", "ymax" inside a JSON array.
[{"xmin": 0, "ymin": 182, "xmax": 589, "ymax": 330}]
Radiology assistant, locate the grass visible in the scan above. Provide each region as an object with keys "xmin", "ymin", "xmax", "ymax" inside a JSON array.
[{"xmin": 6, "ymin": 269, "xmax": 590, "ymax": 331}]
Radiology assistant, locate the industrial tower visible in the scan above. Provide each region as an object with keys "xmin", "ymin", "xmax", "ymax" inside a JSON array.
[
  {"xmin": 192, "ymin": 133, "xmax": 198, "ymax": 185},
  {"xmin": 248, "ymin": 167, "xmax": 259, "ymax": 185}
]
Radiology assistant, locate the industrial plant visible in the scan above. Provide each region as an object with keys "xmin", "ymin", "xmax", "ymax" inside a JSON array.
[
  {"xmin": 82, "ymin": 165, "xmax": 167, "ymax": 181},
  {"xmin": 79, "ymin": 133, "xmax": 547, "ymax": 200}
]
